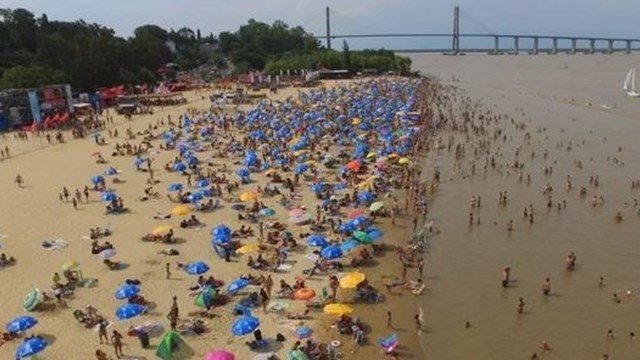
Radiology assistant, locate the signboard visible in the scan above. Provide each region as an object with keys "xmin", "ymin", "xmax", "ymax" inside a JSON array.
[{"xmin": 65, "ymin": 85, "xmax": 74, "ymax": 113}]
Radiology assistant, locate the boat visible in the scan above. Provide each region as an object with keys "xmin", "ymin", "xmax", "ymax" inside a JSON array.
[{"xmin": 623, "ymin": 68, "xmax": 640, "ymax": 97}]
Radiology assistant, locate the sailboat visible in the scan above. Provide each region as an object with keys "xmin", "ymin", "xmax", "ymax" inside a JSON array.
[{"xmin": 623, "ymin": 68, "xmax": 640, "ymax": 97}]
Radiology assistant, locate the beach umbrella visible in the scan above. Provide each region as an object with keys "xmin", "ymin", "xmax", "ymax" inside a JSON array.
[
  {"xmin": 227, "ymin": 278, "xmax": 250, "ymax": 294},
  {"xmin": 346, "ymin": 160, "xmax": 361, "ymax": 171},
  {"xmin": 292, "ymin": 288, "xmax": 316, "ymax": 301},
  {"xmin": 320, "ymin": 245, "xmax": 343, "ymax": 260},
  {"xmin": 357, "ymin": 191, "xmax": 375, "ymax": 204},
  {"xmin": 288, "ymin": 208, "xmax": 305, "ymax": 218},
  {"xmin": 240, "ymin": 191, "xmax": 258, "ymax": 202},
  {"xmin": 205, "ymin": 350, "xmax": 235, "ymax": 360},
  {"xmin": 61, "ymin": 261, "xmax": 80, "ymax": 270},
  {"xmin": 369, "ymin": 201, "xmax": 385, "ymax": 212},
  {"xmin": 339, "ymin": 272, "xmax": 366, "ymax": 289},
  {"xmin": 293, "ymin": 326, "xmax": 313, "ymax": 340},
  {"xmin": 367, "ymin": 229, "xmax": 384, "ymax": 240},
  {"xmin": 134, "ymin": 157, "xmax": 145, "ymax": 167},
  {"xmin": 237, "ymin": 244, "xmax": 261, "ymax": 254},
  {"xmin": 6, "ymin": 315, "xmax": 38, "ymax": 333},
  {"xmin": 236, "ymin": 169, "xmax": 250, "ymax": 178},
  {"xmin": 338, "ymin": 222, "xmax": 356, "ymax": 233},
  {"xmin": 104, "ymin": 167, "xmax": 118, "ymax": 176},
  {"xmin": 115, "ymin": 303, "xmax": 146, "ymax": 320},
  {"xmin": 347, "ymin": 208, "xmax": 365, "ymax": 219},
  {"xmin": 23, "ymin": 289, "xmax": 41, "ymax": 312},
  {"xmin": 195, "ymin": 179, "xmax": 210, "ymax": 188},
  {"xmin": 15, "ymin": 336, "xmax": 47, "ymax": 359},
  {"xmin": 306, "ymin": 234, "xmax": 329, "ymax": 248},
  {"xmin": 185, "ymin": 261, "xmax": 210, "ymax": 275},
  {"xmin": 102, "ymin": 191, "xmax": 117, "ymax": 202},
  {"xmin": 173, "ymin": 162, "xmax": 187, "ymax": 172},
  {"xmin": 289, "ymin": 213, "xmax": 311, "ymax": 224},
  {"xmin": 231, "ymin": 315, "xmax": 260, "ymax": 336},
  {"xmin": 211, "ymin": 225, "xmax": 231, "ymax": 237},
  {"xmin": 115, "ymin": 284, "xmax": 140, "ymax": 300},
  {"xmin": 323, "ymin": 303, "xmax": 353, "ymax": 316},
  {"xmin": 187, "ymin": 192, "xmax": 204, "ymax": 203},
  {"xmin": 339, "ymin": 239, "xmax": 360, "ymax": 253},
  {"xmin": 259, "ymin": 208, "xmax": 276, "ymax": 217},
  {"xmin": 151, "ymin": 225, "xmax": 172, "ymax": 236},
  {"xmin": 167, "ymin": 183, "xmax": 183, "ymax": 192},
  {"xmin": 97, "ymin": 248, "xmax": 117, "ymax": 260},
  {"xmin": 171, "ymin": 205, "xmax": 192, "ymax": 216},
  {"xmin": 294, "ymin": 163, "xmax": 309, "ymax": 174},
  {"xmin": 285, "ymin": 350, "xmax": 310, "ymax": 360},
  {"xmin": 353, "ymin": 231, "xmax": 373, "ymax": 244},
  {"xmin": 195, "ymin": 286, "xmax": 217, "ymax": 309},
  {"xmin": 398, "ymin": 157, "xmax": 411, "ymax": 165},
  {"xmin": 91, "ymin": 175, "xmax": 104, "ymax": 184}
]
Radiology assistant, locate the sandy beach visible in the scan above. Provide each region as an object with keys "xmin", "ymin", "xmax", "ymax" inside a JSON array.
[{"xmin": 0, "ymin": 80, "xmax": 429, "ymax": 360}]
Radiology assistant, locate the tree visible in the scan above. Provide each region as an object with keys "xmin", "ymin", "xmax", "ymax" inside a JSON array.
[
  {"xmin": 0, "ymin": 64, "xmax": 66, "ymax": 88},
  {"xmin": 342, "ymin": 41, "xmax": 351, "ymax": 72}
]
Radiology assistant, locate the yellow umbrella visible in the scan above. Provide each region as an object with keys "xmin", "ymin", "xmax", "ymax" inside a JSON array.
[
  {"xmin": 398, "ymin": 157, "xmax": 411, "ymax": 165},
  {"xmin": 62, "ymin": 261, "xmax": 80, "ymax": 270},
  {"xmin": 352, "ymin": 117, "xmax": 361, "ymax": 125},
  {"xmin": 305, "ymin": 160, "xmax": 317, "ymax": 166},
  {"xmin": 171, "ymin": 205, "xmax": 191, "ymax": 216},
  {"xmin": 366, "ymin": 152, "xmax": 377, "ymax": 159},
  {"xmin": 387, "ymin": 153, "xmax": 400, "ymax": 159},
  {"xmin": 237, "ymin": 244, "xmax": 261, "ymax": 254},
  {"xmin": 240, "ymin": 191, "xmax": 258, "ymax": 202},
  {"xmin": 151, "ymin": 225, "xmax": 172, "ymax": 236},
  {"xmin": 355, "ymin": 181, "xmax": 370, "ymax": 189},
  {"xmin": 293, "ymin": 149, "xmax": 309, "ymax": 156},
  {"xmin": 339, "ymin": 272, "xmax": 366, "ymax": 289},
  {"xmin": 323, "ymin": 303, "xmax": 354, "ymax": 316}
]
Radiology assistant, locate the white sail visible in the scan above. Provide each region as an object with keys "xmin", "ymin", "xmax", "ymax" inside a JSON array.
[
  {"xmin": 624, "ymin": 68, "xmax": 632, "ymax": 91},
  {"xmin": 632, "ymin": 68, "xmax": 636, "ymax": 92}
]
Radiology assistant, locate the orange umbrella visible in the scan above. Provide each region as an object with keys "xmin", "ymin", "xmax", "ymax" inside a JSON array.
[
  {"xmin": 346, "ymin": 160, "xmax": 361, "ymax": 171},
  {"xmin": 347, "ymin": 208, "xmax": 365, "ymax": 219},
  {"xmin": 293, "ymin": 288, "xmax": 316, "ymax": 301}
]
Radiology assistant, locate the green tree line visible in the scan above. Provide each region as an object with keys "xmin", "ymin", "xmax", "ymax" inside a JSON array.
[{"xmin": 0, "ymin": 8, "xmax": 411, "ymax": 91}]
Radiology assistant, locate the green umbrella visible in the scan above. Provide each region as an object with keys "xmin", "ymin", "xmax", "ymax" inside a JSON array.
[
  {"xmin": 353, "ymin": 231, "xmax": 373, "ymax": 244},
  {"xmin": 23, "ymin": 288, "xmax": 41, "ymax": 312},
  {"xmin": 194, "ymin": 287, "xmax": 217, "ymax": 309}
]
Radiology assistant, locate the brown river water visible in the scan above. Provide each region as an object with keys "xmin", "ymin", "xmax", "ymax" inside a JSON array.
[{"xmin": 408, "ymin": 53, "xmax": 640, "ymax": 360}]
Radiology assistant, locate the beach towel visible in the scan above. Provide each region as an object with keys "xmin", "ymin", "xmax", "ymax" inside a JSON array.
[{"xmin": 41, "ymin": 239, "xmax": 69, "ymax": 250}]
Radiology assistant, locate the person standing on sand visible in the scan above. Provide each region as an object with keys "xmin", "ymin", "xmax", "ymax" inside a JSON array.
[
  {"xmin": 542, "ymin": 278, "xmax": 551, "ymax": 296},
  {"xmin": 329, "ymin": 276, "xmax": 339, "ymax": 301},
  {"xmin": 517, "ymin": 297, "xmax": 525, "ymax": 314},
  {"xmin": 264, "ymin": 275, "xmax": 273, "ymax": 298},
  {"xmin": 387, "ymin": 311, "xmax": 393, "ymax": 329},
  {"xmin": 417, "ymin": 257, "xmax": 424, "ymax": 278},
  {"xmin": 14, "ymin": 174, "xmax": 23, "ymax": 187},
  {"xmin": 110, "ymin": 330, "xmax": 124, "ymax": 359},
  {"xmin": 165, "ymin": 262, "xmax": 171, "ymax": 280},
  {"xmin": 98, "ymin": 320, "xmax": 109, "ymax": 344}
]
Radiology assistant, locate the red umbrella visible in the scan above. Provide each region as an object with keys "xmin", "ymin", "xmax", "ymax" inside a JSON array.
[
  {"xmin": 347, "ymin": 160, "xmax": 361, "ymax": 171},
  {"xmin": 347, "ymin": 208, "xmax": 365, "ymax": 219}
]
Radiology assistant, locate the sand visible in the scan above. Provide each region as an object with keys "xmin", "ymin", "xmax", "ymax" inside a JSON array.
[{"xmin": 0, "ymin": 81, "xmax": 427, "ymax": 359}]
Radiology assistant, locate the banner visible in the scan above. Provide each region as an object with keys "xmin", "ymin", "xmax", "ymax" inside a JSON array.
[
  {"xmin": 27, "ymin": 91, "xmax": 42, "ymax": 124},
  {"xmin": 65, "ymin": 85, "xmax": 73, "ymax": 113}
]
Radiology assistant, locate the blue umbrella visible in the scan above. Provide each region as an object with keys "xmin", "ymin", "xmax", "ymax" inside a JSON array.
[
  {"xmin": 104, "ymin": 167, "xmax": 118, "ymax": 176},
  {"xmin": 352, "ymin": 215, "xmax": 369, "ymax": 227},
  {"xmin": 321, "ymin": 245, "xmax": 344, "ymax": 259},
  {"xmin": 91, "ymin": 175, "xmax": 104, "ymax": 184},
  {"xmin": 115, "ymin": 303, "xmax": 146, "ymax": 320},
  {"xmin": 133, "ymin": 157, "xmax": 145, "ymax": 167},
  {"xmin": 368, "ymin": 229, "xmax": 384, "ymax": 240},
  {"xmin": 227, "ymin": 278, "xmax": 250, "ymax": 294},
  {"xmin": 6, "ymin": 315, "xmax": 38, "ymax": 333},
  {"xmin": 339, "ymin": 239, "xmax": 360, "ymax": 253},
  {"xmin": 167, "ymin": 183, "xmax": 183, "ymax": 192},
  {"xmin": 102, "ymin": 191, "xmax": 117, "ymax": 202},
  {"xmin": 212, "ymin": 233, "xmax": 231, "ymax": 244},
  {"xmin": 294, "ymin": 325, "xmax": 313, "ymax": 339},
  {"xmin": 185, "ymin": 261, "xmax": 210, "ymax": 275},
  {"xmin": 195, "ymin": 179, "xmax": 210, "ymax": 188},
  {"xmin": 259, "ymin": 208, "xmax": 276, "ymax": 217},
  {"xmin": 232, "ymin": 315, "xmax": 260, "ymax": 336},
  {"xmin": 15, "ymin": 336, "xmax": 47, "ymax": 359},
  {"xmin": 338, "ymin": 222, "xmax": 356, "ymax": 233},
  {"xmin": 187, "ymin": 193, "xmax": 204, "ymax": 203},
  {"xmin": 236, "ymin": 168, "xmax": 250, "ymax": 178},
  {"xmin": 294, "ymin": 163, "xmax": 309, "ymax": 175},
  {"xmin": 357, "ymin": 191, "xmax": 375, "ymax": 204},
  {"xmin": 173, "ymin": 162, "xmax": 187, "ymax": 172},
  {"xmin": 114, "ymin": 284, "xmax": 140, "ymax": 300},
  {"xmin": 306, "ymin": 234, "xmax": 329, "ymax": 248},
  {"xmin": 211, "ymin": 225, "xmax": 231, "ymax": 237}
]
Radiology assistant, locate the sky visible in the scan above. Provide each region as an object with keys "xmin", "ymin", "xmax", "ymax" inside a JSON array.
[{"xmin": 3, "ymin": 0, "xmax": 638, "ymax": 50}]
